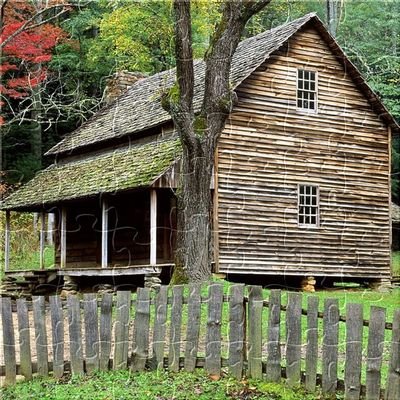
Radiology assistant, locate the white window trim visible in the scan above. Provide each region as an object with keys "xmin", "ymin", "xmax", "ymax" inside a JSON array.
[
  {"xmin": 296, "ymin": 69, "xmax": 318, "ymax": 114},
  {"xmin": 297, "ymin": 183, "xmax": 320, "ymax": 228}
]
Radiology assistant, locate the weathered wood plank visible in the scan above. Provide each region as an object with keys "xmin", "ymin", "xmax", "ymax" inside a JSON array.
[
  {"xmin": 83, "ymin": 293, "xmax": 99, "ymax": 373},
  {"xmin": 184, "ymin": 284, "xmax": 201, "ymax": 372},
  {"xmin": 32, "ymin": 296, "xmax": 48, "ymax": 376},
  {"xmin": 266, "ymin": 289, "xmax": 282, "ymax": 382},
  {"xmin": 114, "ymin": 291, "xmax": 131, "ymax": 370},
  {"xmin": 322, "ymin": 298, "xmax": 339, "ymax": 394},
  {"xmin": 247, "ymin": 285, "xmax": 263, "ymax": 379},
  {"xmin": 50, "ymin": 295, "xmax": 64, "ymax": 378},
  {"xmin": 152, "ymin": 286, "xmax": 168, "ymax": 370},
  {"xmin": 99, "ymin": 293, "xmax": 113, "ymax": 371},
  {"xmin": 168, "ymin": 285, "xmax": 183, "ymax": 372},
  {"xmin": 16, "ymin": 298, "xmax": 33, "ymax": 380},
  {"xmin": 286, "ymin": 292, "xmax": 302, "ymax": 387},
  {"xmin": 67, "ymin": 295, "xmax": 84, "ymax": 375},
  {"xmin": 205, "ymin": 284, "xmax": 224, "ymax": 376},
  {"xmin": 344, "ymin": 303, "xmax": 363, "ymax": 400},
  {"xmin": 366, "ymin": 306, "xmax": 386, "ymax": 400},
  {"xmin": 132, "ymin": 287, "xmax": 151, "ymax": 372},
  {"xmin": 305, "ymin": 296, "xmax": 319, "ymax": 392},
  {"xmin": 228, "ymin": 284, "xmax": 245, "ymax": 379},
  {"xmin": 385, "ymin": 308, "xmax": 400, "ymax": 400},
  {"xmin": 1, "ymin": 297, "xmax": 16, "ymax": 385}
]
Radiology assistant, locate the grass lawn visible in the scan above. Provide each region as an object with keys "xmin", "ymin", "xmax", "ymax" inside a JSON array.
[
  {"xmin": 0, "ymin": 369, "xmax": 331, "ymax": 400},
  {"xmin": 393, "ymin": 251, "xmax": 400, "ymax": 277}
]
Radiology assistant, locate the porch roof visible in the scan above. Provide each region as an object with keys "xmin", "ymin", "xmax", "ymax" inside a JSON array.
[{"xmin": 0, "ymin": 138, "xmax": 181, "ymax": 211}]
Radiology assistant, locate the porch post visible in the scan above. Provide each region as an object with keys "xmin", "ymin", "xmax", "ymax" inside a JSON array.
[
  {"xmin": 60, "ymin": 207, "xmax": 67, "ymax": 269},
  {"xmin": 101, "ymin": 197, "xmax": 108, "ymax": 268},
  {"xmin": 39, "ymin": 211, "xmax": 45, "ymax": 269},
  {"xmin": 4, "ymin": 210, "xmax": 10, "ymax": 272},
  {"xmin": 150, "ymin": 189, "xmax": 157, "ymax": 266}
]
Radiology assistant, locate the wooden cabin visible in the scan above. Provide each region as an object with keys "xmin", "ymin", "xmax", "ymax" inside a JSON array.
[{"xmin": 1, "ymin": 13, "xmax": 398, "ymax": 290}]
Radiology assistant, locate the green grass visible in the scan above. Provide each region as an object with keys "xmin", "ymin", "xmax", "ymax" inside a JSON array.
[
  {"xmin": 0, "ymin": 369, "xmax": 331, "ymax": 400},
  {"xmin": 393, "ymin": 251, "xmax": 400, "ymax": 277}
]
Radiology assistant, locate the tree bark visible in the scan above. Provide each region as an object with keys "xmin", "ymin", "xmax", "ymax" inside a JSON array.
[
  {"xmin": 326, "ymin": 0, "xmax": 342, "ymax": 38},
  {"xmin": 166, "ymin": 0, "xmax": 271, "ymax": 283}
]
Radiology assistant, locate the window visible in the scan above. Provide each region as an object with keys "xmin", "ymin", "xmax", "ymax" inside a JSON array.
[
  {"xmin": 298, "ymin": 185, "xmax": 319, "ymax": 226},
  {"xmin": 297, "ymin": 69, "xmax": 317, "ymax": 111}
]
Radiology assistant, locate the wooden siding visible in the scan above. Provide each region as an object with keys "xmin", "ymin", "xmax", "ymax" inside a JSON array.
[{"xmin": 217, "ymin": 27, "xmax": 391, "ymax": 278}]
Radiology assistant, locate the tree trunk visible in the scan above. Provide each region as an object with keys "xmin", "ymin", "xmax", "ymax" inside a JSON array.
[{"xmin": 326, "ymin": 0, "xmax": 342, "ymax": 38}]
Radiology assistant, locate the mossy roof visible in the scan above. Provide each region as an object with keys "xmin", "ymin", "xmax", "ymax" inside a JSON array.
[{"xmin": 1, "ymin": 138, "xmax": 181, "ymax": 210}]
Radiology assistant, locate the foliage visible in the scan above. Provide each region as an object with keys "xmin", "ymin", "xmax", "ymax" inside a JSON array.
[
  {"xmin": 0, "ymin": 369, "xmax": 323, "ymax": 400},
  {"xmin": 393, "ymin": 251, "xmax": 400, "ymax": 278}
]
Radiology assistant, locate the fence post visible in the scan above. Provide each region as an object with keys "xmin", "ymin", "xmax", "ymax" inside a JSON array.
[
  {"xmin": 248, "ymin": 285, "xmax": 263, "ymax": 379},
  {"xmin": 114, "ymin": 291, "xmax": 131, "ymax": 370},
  {"xmin": 67, "ymin": 295, "xmax": 84, "ymax": 375},
  {"xmin": 152, "ymin": 286, "xmax": 168, "ymax": 370},
  {"xmin": 1, "ymin": 297, "xmax": 16, "ymax": 385},
  {"xmin": 99, "ymin": 293, "xmax": 113, "ymax": 371},
  {"xmin": 33, "ymin": 296, "xmax": 49, "ymax": 376},
  {"xmin": 16, "ymin": 298, "xmax": 33, "ymax": 380},
  {"xmin": 50, "ymin": 295, "xmax": 64, "ymax": 378},
  {"xmin": 168, "ymin": 285, "xmax": 183, "ymax": 372},
  {"xmin": 305, "ymin": 296, "xmax": 319, "ymax": 392},
  {"xmin": 84, "ymin": 293, "xmax": 100, "ymax": 373},
  {"xmin": 385, "ymin": 308, "xmax": 400, "ymax": 400},
  {"xmin": 344, "ymin": 303, "xmax": 363, "ymax": 400},
  {"xmin": 228, "ymin": 284, "xmax": 245, "ymax": 380},
  {"xmin": 205, "ymin": 283, "xmax": 223, "ymax": 377}
]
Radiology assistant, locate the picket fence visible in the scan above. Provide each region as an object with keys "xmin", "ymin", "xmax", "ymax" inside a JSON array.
[{"xmin": 0, "ymin": 284, "xmax": 399, "ymax": 400}]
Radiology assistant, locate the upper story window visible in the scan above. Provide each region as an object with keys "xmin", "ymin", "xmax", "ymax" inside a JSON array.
[
  {"xmin": 297, "ymin": 69, "xmax": 317, "ymax": 111},
  {"xmin": 298, "ymin": 184, "xmax": 319, "ymax": 227}
]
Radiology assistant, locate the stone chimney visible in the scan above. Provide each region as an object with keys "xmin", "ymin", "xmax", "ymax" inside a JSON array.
[{"xmin": 104, "ymin": 70, "xmax": 146, "ymax": 105}]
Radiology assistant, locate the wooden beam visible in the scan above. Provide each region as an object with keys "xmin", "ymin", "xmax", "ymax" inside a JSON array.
[
  {"xmin": 150, "ymin": 189, "xmax": 157, "ymax": 265},
  {"xmin": 4, "ymin": 210, "xmax": 11, "ymax": 272},
  {"xmin": 101, "ymin": 198, "xmax": 108, "ymax": 269},
  {"xmin": 60, "ymin": 207, "xmax": 67, "ymax": 269},
  {"xmin": 39, "ymin": 212, "xmax": 45, "ymax": 270}
]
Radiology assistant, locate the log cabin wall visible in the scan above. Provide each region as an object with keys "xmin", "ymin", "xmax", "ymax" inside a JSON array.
[{"xmin": 216, "ymin": 26, "xmax": 391, "ymax": 279}]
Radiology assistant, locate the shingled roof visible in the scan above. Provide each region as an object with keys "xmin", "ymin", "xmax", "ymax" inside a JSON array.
[
  {"xmin": 46, "ymin": 12, "xmax": 399, "ymax": 157},
  {"xmin": 1, "ymin": 138, "xmax": 181, "ymax": 210}
]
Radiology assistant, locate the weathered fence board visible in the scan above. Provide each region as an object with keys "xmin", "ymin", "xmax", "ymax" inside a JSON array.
[
  {"xmin": 228, "ymin": 284, "xmax": 245, "ymax": 380},
  {"xmin": 385, "ymin": 308, "xmax": 400, "ymax": 400},
  {"xmin": 32, "ymin": 296, "xmax": 48, "ymax": 376},
  {"xmin": 50, "ymin": 295, "xmax": 64, "ymax": 379},
  {"xmin": 16, "ymin": 298, "xmax": 32, "ymax": 380},
  {"xmin": 1, "ymin": 297, "xmax": 16, "ymax": 385},
  {"xmin": 99, "ymin": 293, "xmax": 113, "ymax": 371},
  {"xmin": 152, "ymin": 286, "xmax": 168, "ymax": 370},
  {"xmin": 322, "ymin": 298, "xmax": 339, "ymax": 394},
  {"xmin": 67, "ymin": 295, "xmax": 84, "ymax": 375},
  {"xmin": 114, "ymin": 291, "xmax": 131, "ymax": 370},
  {"xmin": 286, "ymin": 292, "xmax": 302, "ymax": 387},
  {"xmin": 83, "ymin": 294, "xmax": 99, "ymax": 373},
  {"xmin": 205, "ymin": 284, "xmax": 223, "ymax": 376},
  {"xmin": 305, "ymin": 296, "xmax": 318, "ymax": 391},
  {"xmin": 248, "ymin": 285, "xmax": 263, "ymax": 379},
  {"xmin": 169, "ymin": 285, "xmax": 183, "ymax": 372},
  {"xmin": 132, "ymin": 288, "xmax": 150, "ymax": 372},
  {"xmin": 184, "ymin": 284, "xmax": 201, "ymax": 372},
  {"xmin": 266, "ymin": 289, "xmax": 281, "ymax": 382},
  {"xmin": 344, "ymin": 303, "xmax": 363, "ymax": 400},
  {"xmin": 366, "ymin": 306, "xmax": 386, "ymax": 400}
]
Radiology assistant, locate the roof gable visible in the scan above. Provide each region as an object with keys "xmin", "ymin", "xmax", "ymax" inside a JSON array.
[{"xmin": 47, "ymin": 13, "xmax": 398, "ymax": 157}]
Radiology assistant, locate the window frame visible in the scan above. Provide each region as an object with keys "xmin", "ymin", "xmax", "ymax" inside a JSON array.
[
  {"xmin": 297, "ymin": 184, "xmax": 320, "ymax": 228},
  {"xmin": 296, "ymin": 69, "xmax": 318, "ymax": 113}
]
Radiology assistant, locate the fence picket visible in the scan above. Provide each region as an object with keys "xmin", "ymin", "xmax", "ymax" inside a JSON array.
[
  {"xmin": 16, "ymin": 298, "xmax": 32, "ymax": 380},
  {"xmin": 152, "ymin": 285, "xmax": 168, "ymax": 370},
  {"xmin": 205, "ymin": 283, "xmax": 223, "ymax": 376},
  {"xmin": 184, "ymin": 284, "xmax": 201, "ymax": 372},
  {"xmin": 286, "ymin": 292, "xmax": 302, "ymax": 387},
  {"xmin": 169, "ymin": 285, "xmax": 183, "ymax": 372},
  {"xmin": 305, "ymin": 296, "xmax": 318, "ymax": 391},
  {"xmin": 228, "ymin": 284, "xmax": 245, "ymax": 380},
  {"xmin": 266, "ymin": 289, "xmax": 281, "ymax": 382},
  {"xmin": 248, "ymin": 285, "xmax": 263, "ymax": 379},
  {"xmin": 385, "ymin": 308, "xmax": 400, "ymax": 400},
  {"xmin": 132, "ymin": 287, "xmax": 151, "ymax": 372},
  {"xmin": 114, "ymin": 291, "xmax": 131, "ymax": 370},
  {"xmin": 344, "ymin": 303, "xmax": 363, "ymax": 400},
  {"xmin": 50, "ymin": 295, "xmax": 64, "ymax": 378},
  {"xmin": 67, "ymin": 295, "xmax": 84, "ymax": 375},
  {"xmin": 1, "ymin": 297, "xmax": 16, "ymax": 385},
  {"xmin": 99, "ymin": 293, "xmax": 113, "ymax": 371},
  {"xmin": 83, "ymin": 293, "xmax": 99, "ymax": 373},
  {"xmin": 366, "ymin": 306, "xmax": 386, "ymax": 400},
  {"xmin": 322, "ymin": 298, "xmax": 339, "ymax": 394},
  {"xmin": 32, "ymin": 296, "xmax": 48, "ymax": 376}
]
